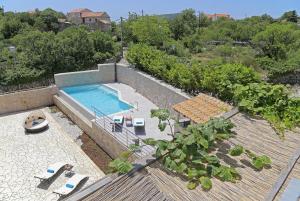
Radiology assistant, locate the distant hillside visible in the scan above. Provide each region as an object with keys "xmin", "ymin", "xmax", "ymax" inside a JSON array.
[{"xmin": 157, "ymin": 13, "xmax": 180, "ymax": 20}]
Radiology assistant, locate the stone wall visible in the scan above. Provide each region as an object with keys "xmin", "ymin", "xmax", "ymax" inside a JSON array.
[
  {"xmin": 91, "ymin": 120, "xmax": 128, "ymax": 159},
  {"xmin": 54, "ymin": 63, "xmax": 115, "ymax": 88},
  {"xmin": 0, "ymin": 86, "xmax": 58, "ymax": 115},
  {"xmin": 270, "ymin": 71, "xmax": 300, "ymax": 85},
  {"xmin": 54, "ymin": 95, "xmax": 128, "ymax": 159},
  {"xmin": 116, "ymin": 64, "xmax": 190, "ymax": 114}
]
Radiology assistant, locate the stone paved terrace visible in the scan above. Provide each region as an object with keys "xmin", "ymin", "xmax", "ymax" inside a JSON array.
[
  {"xmin": 103, "ymin": 83, "xmax": 173, "ymax": 142},
  {"xmin": 0, "ymin": 108, "xmax": 105, "ymax": 201}
]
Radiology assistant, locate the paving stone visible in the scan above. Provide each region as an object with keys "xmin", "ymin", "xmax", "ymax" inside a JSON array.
[{"xmin": 0, "ymin": 109, "xmax": 105, "ymax": 200}]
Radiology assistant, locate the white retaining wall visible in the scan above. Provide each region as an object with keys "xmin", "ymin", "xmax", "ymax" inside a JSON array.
[
  {"xmin": 116, "ymin": 64, "xmax": 190, "ymax": 113},
  {"xmin": 0, "ymin": 86, "xmax": 58, "ymax": 115},
  {"xmin": 54, "ymin": 64, "xmax": 115, "ymax": 88}
]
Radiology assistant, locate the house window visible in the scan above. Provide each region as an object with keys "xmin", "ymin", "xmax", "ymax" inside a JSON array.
[{"xmin": 89, "ymin": 18, "xmax": 92, "ymax": 22}]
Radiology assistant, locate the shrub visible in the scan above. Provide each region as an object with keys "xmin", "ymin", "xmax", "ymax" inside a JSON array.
[{"xmin": 201, "ymin": 63, "xmax": 260, "ymax": 100}]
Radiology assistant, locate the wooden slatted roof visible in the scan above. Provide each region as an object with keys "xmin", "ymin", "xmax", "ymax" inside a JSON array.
[{"xmin": 172, "ymin": 93, "xmax": 232, "ymax": 123}]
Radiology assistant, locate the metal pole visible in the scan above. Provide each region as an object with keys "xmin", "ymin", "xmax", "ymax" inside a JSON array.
[
  {"xmin": 103, "ymin": 116, "xmax": 106, "ymax": 130},
  {"xmin": 120, "ymin": 17, "xmax": 124, "ymax": 58},
  {"xmin": 198, "ymin": 11, "xmax": 201, "ymax": 28},
  {"xmin": 126, "ymin": 130, "xmax": 128, "ymax": 147}
]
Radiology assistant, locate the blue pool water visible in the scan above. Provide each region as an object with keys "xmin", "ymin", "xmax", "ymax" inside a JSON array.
[{"xmin": 62, "ymin": 84, "xmax": 133, "ymax": 116}]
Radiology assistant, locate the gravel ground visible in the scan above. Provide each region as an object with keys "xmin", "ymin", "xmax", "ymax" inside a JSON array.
[
  {"xmin": 47, "ymin": 106, "xmax": 83, "ymax": 146},
  {"xmin": 47, "ymin": 106, "xmax": 112, "ymax": 174}
]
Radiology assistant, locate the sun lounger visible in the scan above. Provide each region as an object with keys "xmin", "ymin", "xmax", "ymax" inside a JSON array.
[
  {"xmin": 53, "ymin": 174, "xmax": 88, "ymax": 196},
  {"xmin": 280, "ymin": 178, "xmax": 300, "ymax": 201},
  {"xmin": 133, "ymin": 118, "xmax": 145, "ymax": 127},
  {"xmin": 34, "ymin": 162, "xmax": 71, "ymax": 181},
  {"xmin": 113, "ymin": 116, "xmax": 124, "ymax": 124}
]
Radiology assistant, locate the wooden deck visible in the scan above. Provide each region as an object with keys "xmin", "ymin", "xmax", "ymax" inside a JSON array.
[
  {"xmin": 145, "ymin": 113, "xmax": 300, "ymax": 201},
  {"xmin": 82, "ymin": 169, "xmax": 173, "ymax": 201},
  {"xmin": 81, "ymin": 112, "xmax": 300, "ymax": 201}
]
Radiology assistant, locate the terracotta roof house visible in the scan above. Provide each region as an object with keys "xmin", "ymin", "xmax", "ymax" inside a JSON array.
[
  {"xmin": 67, "ymin": 8, "xmax": 111, "ymax": 31},
  {"xmin": 206, "ymin": 13, "xmax": 231, "ymax": 21}
]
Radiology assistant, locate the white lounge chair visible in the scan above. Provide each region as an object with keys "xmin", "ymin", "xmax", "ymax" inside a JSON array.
[
  {"xmin": 34, "ymin": 162, "xmax": 71, "ymax": 181},
  {"xmin": 133, "ymin": 118, "xmax": 145, "ymax": 127},
  {"xmin": 53, "ymin": 174, "xmax": 88, "ymax": 196}
]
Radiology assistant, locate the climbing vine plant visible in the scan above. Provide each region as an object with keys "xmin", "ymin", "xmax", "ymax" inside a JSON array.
[
  {"xmin": 145, "ymin": 110, "xmax": 272, "ymax": 190},
  {"xmin": 233, "ymin": 83, "xmax": 300, "ymax": 137}
]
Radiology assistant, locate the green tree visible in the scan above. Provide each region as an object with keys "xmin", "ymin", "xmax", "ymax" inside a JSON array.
[
  {"xmin": 89, "ymin": 31, "xmax": 119, "ymax": 63},
  {"xmin": 198, "ymin": 12, "xmax": 211, "ymax": 28},
  {"xmin": 281, "ymin": 10, "xmax": 298, "ymax": 23},
  {"xmin": 130, "ymin": 16, "xmax": 171, "ymax": 47},
  {"xmin": 10, "ymin": 30, "xmax": 56, "ymax": 79},
  {"xmin": 253, "ymin": 23, "xmax": 298, "ymax": 60},
  {"xmin": 0, "ymin": 16, "xmax": 23, "ymax": 39},
  {"xmin": 170, "ymin": 9, "xmax": 198, "ymax": 40},
  {"xmin": 33, "ymin": 8, "xmax": 65, "ymax": 32},
  {"xmin": 55, "ymin": 27, "xmax": 94, "ymax": 72}
]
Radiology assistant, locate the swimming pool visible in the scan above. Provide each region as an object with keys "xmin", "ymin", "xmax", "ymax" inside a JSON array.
[{"xmin": 62, "ymin": 84, "xmax": 133, "ymax": 116}]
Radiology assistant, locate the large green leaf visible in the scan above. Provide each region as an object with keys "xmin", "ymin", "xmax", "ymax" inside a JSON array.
[
  {"xmin": 164, "ymin": 156, "xmax": 172, "ymax": 167},
  {"xmin": 158, "ymin": 122, "xmax": 167, "ymax": 132},
  {"xmin": 167, "ymin": 142, "xmax": 177, "ymax": 150},
  {"xmin": 143, "ymin": 138, "xmax": 157, "ymax": 146},
  {"xmin": 252, "ymin": 155, "xmax": 272, "ymax": 170},
  {"xmin": 169, "ymin": 161, "xmax": 178, "ymax": 171},
  {"xmin": 177, "ymin": 163, "xmax": 188, "ymax": 173},
  {"xmin": 229, "ymin": 145, "xmax": 244, "ymax": 156},
  {"xmin": 188, "ymin": 168, "xmax": 199, "ymax": 179},
  {"xmin": 199, "ymin": 176, "xmax": 212, "ymax": 190},
  {"xmin": 215, "ymin": 165, "xmax": 240, "ymax": 182},
  {"xmin": 184, "ymin": 135, "xmax": 196, "ymax": 145},
  {"xmin": 151, "ymin": 109, "xmax": 170, "ymax": 121},
  {"xmin": 204, "ymin": 155, "xmax": 220, "ymax": 165},
  {"xmin": 109, "ymin": 158, "xmax": 133, "ymax": 174},
  {"xmin": 187, "ymin": 181, "xmax": 197, "ymax": 190},
  {"xmin": 199, "ymin": 137, "xmax": 209, "ymax": 149}
]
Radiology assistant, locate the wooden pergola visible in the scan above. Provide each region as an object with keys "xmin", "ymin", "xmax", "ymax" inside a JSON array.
[{"xmin": 172, "ymin": 93, "xmax": 232, "ymax": 124}]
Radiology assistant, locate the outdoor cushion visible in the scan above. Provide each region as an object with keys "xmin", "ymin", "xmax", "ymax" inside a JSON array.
[
  {"xmin": 32, "ymin": 121, "xmax": 39, "ymax": 126},
  {"xmin": 133, "ymin": 118, "xmax": 145, "ymax": 127},
  {"xmin": 47, "ymin": 169, "xmax": 55, "ymax": 173},
  {"xmin": 66, "ymin": 184, "xmax": 74, "ymax": 189},
  {"xmin": 53, "ymin": 174, "xmax": 88, "ymax": 196},
  {"xmin": 113, "ymin": 116, "xmax": 123, "ymax": 124}
]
